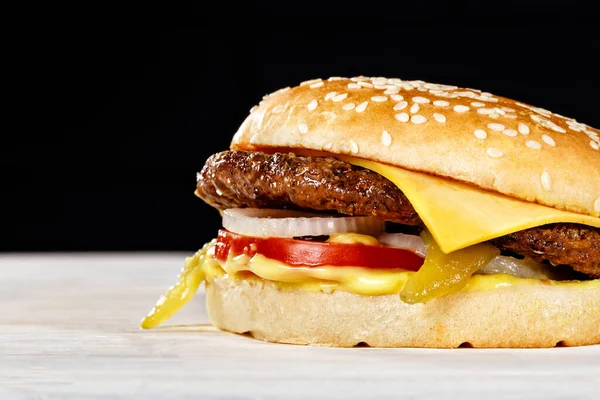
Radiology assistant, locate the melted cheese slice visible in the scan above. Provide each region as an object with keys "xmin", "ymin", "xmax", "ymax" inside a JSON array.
[{"xmin": 340, "ymin": 156, "xmax": 600, "ymax": 253}]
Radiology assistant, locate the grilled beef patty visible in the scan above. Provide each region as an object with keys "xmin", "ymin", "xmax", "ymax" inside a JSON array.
[{"xmin": 196, "ymin": 150, "xmax": 600, "ymax": 278}]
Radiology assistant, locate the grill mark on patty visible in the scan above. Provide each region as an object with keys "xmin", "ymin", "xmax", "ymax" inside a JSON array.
[{"xmin": 196, "ymin": 150, "xmax": 600, "ymax": 278}]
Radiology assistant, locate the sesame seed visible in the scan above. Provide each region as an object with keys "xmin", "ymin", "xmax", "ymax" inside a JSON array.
[
  {"xmin": 307, "ymin": 99, "xmax": 318, "ymax": 111},
  {"xmin": 488, "ymin": 123, "xmax": 505, "ymax": 132},
  {"xmin": 542, "ymin": 134, "xmax": 556, "ymax": 146},
  {"xmin": 480, "ymin": 92, "xmax": 498, "ymax": 101},
  {"xmin": 453, "ymin": 105, "xmax": 470, "ymax": 113},
  {"xmin": 347, "ymin": 83, "xmax": 361, "ymax": 90},
  {"xmin": 310, "ymin": 81, "xmax": 324, "ymax": 89},
  {"xmin": 474, "ymin": 129, "xmax": 487, "ymax": 139},
  {"xmin": 349, "ymin": 140, "xmax": 359, "ymax": 154},
  {"xmin": 591, "ymin": 140, "xmax": 600, "ymax": 150},
  {"xmin": 358, "ymin": 81, "xmax": 374, "ymax": 88},
  {"xmin": 384, "ymin": 87, "xmax": 400, "ymax": 95},
  {"xmin": 493, "ymin": 108, "xmax": 506, "ymax": 115},
  {"xmin": 374, "ymin": 84, "xmax": 388, "ymax": 90},
  {"xmin": 412, "ymin": 96, "xmax": 431, "ymax": 104},
  {"xmin": 433, "ymin": 100, "xmax": 450, "ymax": 107},
  {"xmin": 355, "ymin": 101, "xmax": 368, "ymax": 113},
  {"xmin": 502, "ymin": 129, "xmax": 518, "ymax": 137},
  {"xmin": 372, "ymin": 77, "xmax": 388, "ymax": 86},
  {"xmin": 541, "ymin": 172, "xmax": 552, "ymax": 191},
  {"xmin": 342, "ymin": 103, "xmax": 356, "ymax": 110},
  {"xmin": 487, "ymin": 148, "xmax": 503, "ymax": 158},
  {"xmin": 395, "ymin": 112, "xmax": 409, "ymax": 122},
  {"xmin": 530, "ymin": 114, "xmax": 542, "ymax": 123},
  {"xmin": 424, "ymin": 83, "xmax": 441, "ymax": 90},
  {"xmin": 332, "ymin": 93, "xmax": 348, "ymax": 102},
  {"xmin": 456, "ymin": 91, "xmax": 476, "ymax": 99},
  {"xmin": 483, "ymin": 97, "xmax": 499, "ymax": 103},
  {"xmin": 471, "ymin": 102, "xmax": 485, "ymax": 107},
  {"xmin": 371, "ymin": 96, "xmax": 388, "ymax": 102},
  {"xmin": 301, "ymin": 78, "xmax": 321, "ymax": 86},
  {"xmin": 526, "ymin": 140, "xmax": 542, "ymax": 149},
  {"xmin": 504, "ymin": 114, "xmax": 518, "ymax": 119},
  {"xmin": 594, "ymin": 197, "xmax": 600, "ymax": 213},
  {"xmin": 438, "ymin": 84, "xmax": 458, "ymax": 91},
  {"xmin": 489, "ymin": 113, "xmax": 500, "ymax": 119},
  {"xmin": 393, "ymin": 101, "xmax": 408, "ymax": 111},
  {"xmin": 325, "ymin": 92, "xmax": 337, "ymax": 101},
  {"xmin": 410, "ymin": 104, "xmax": 420, "ymax": 114},
  {"xmin": 518, "ymin": 123, "xmax": 530, "ymax": 135},
  {"xmin": 388, "ymin": 78, "xmax": 403, "ymax": 85},
  {"xmin": 411, "ymin": 115, "xmax": 427, "ymax": 124},
  {"xmin": 533, "ymin": 107, "xmax": 553, "ymax": 117},
  {"xmin": 501, "ymin": 106, "xmax": 516, "ymax": 112},
  {"xmin": 391, "ymin": 94, "xmax": 404, "ymax": 102},
  {"xmin": 381, "ymin": 130, "xmax": 392, "ymax": 147},
  {"xmin": 328, "ymin": 76, "xmax": 344, "ymax": 81},
  {"xmin": 298, "ymin": 123, "xmax": 308, "ymax": 134},
  {"xmin": 433, "ymin": 113, "xmax": 446, "ymax": 123},
  {"xmin": 551, "ymin": 124, "xmax": 567, "ymax": 133},
  {"xmin": 272, "ymin": 105, "xmax": 285, "ymax": 114},
  {"xmin": 477, "ymin": 108, "xmax": 493, "ymax": 115}
]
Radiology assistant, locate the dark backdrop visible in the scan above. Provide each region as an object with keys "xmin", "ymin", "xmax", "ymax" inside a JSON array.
[{"xmin": 5, "ymin": 1, "xmax": 599, "ymax": 252}]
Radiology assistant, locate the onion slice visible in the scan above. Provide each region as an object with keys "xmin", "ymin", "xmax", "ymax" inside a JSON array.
[
  {"xmin": 476, "ymin": 256, "xmax": 555, "ymax": 279},
  {"xmin": 222, "ymin": 208, "xmax": 385, "ymax": 238},
  {"xmin": 377, "ymin": 233, "xmax": 428, "ymax": 257}
]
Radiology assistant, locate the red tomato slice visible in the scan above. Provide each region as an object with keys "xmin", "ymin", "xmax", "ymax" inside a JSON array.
[{"xmin": 215, "ymin": 229, "xmax": 424, "ymax": 271}]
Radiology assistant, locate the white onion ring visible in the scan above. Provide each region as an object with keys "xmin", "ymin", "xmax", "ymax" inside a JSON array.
[
  {"xmin": 476, "ymin": 256, "xmax": 554, "ymax": 279},
  {"xmin": 222, "ymin": 208, "xmax": 385, "ymax": 238},
  {"xmin": 377, "ymin": 233, "xmax": 428, "ymax": 257}
]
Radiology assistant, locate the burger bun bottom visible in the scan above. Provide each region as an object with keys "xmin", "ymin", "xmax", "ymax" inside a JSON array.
[{"xmin": 205, "ymin": 276, "xmax": 600, "ymax": 348}]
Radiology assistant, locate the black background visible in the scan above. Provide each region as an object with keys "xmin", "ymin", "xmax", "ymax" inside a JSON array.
[{"xmin": 5, "ymin": 1, "xmax": 599, "ymax": 252}]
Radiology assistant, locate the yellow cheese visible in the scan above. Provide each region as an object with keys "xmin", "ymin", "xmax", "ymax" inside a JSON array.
[{"xmin": 340, "ymin": 156, "xmax": 600, "ymax": 253}]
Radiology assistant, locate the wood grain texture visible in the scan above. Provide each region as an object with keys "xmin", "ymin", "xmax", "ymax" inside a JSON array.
[{"xmin": 0, "ymin": 254, "xmax": 599, "ymax": 399}]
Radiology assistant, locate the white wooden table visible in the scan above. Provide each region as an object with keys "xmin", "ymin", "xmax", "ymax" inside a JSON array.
[{"xmin": 1, "ymin": 254, "xmax": 598, "ymax": 399}]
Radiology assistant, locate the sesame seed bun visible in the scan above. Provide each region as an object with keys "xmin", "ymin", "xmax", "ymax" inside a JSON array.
[
  {"xmin": 231, "ymin": 76, "xmax": 600, "ymax": 218},
  {"xmin": 206, "ymin": 276, "xmax": 600, "ymax": 348}
]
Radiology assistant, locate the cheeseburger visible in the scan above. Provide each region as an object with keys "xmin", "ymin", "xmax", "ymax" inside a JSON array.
[{"xmin": 141, "ymin": 76, "xmax": 600, "ymax": 348}]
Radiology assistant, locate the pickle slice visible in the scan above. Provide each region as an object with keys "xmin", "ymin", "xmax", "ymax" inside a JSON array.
[
  {"xmin": 140, "ymin": 240, "xmax": 216, "ymax": 329},
  {"xmin": 399, "ymin": 230, "xmax": 499, "ymax": 304}
]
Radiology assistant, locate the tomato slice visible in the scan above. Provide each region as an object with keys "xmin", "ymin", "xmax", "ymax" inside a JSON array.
[{"xmin": 215, "ymin": 229, "xmax": 424, "ymax": 271}]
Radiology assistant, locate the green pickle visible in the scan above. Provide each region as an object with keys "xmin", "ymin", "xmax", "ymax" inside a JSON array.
[
  {"xmin": 399, "ymin": 230, "xmax": 499, "ymax": 304},
  {"xmin": 140, "ymin": 240, "xmax": 216, "ymax": 329}
]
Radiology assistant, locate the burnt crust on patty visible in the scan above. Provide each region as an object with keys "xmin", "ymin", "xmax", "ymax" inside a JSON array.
[{"xmin": 196, "ymin": 150, "xmax": 600, "ymax": 278}]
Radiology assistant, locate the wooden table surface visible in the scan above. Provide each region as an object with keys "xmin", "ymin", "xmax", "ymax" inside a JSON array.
[{"xmin": 1, "ymin": 253, "xmax": 599, "ymax": 399}]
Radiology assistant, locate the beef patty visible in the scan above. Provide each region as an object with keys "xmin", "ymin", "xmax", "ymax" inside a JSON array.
[{"xmin": 196, "ymin": 150, "xmax": 600, "ymax": 278}]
